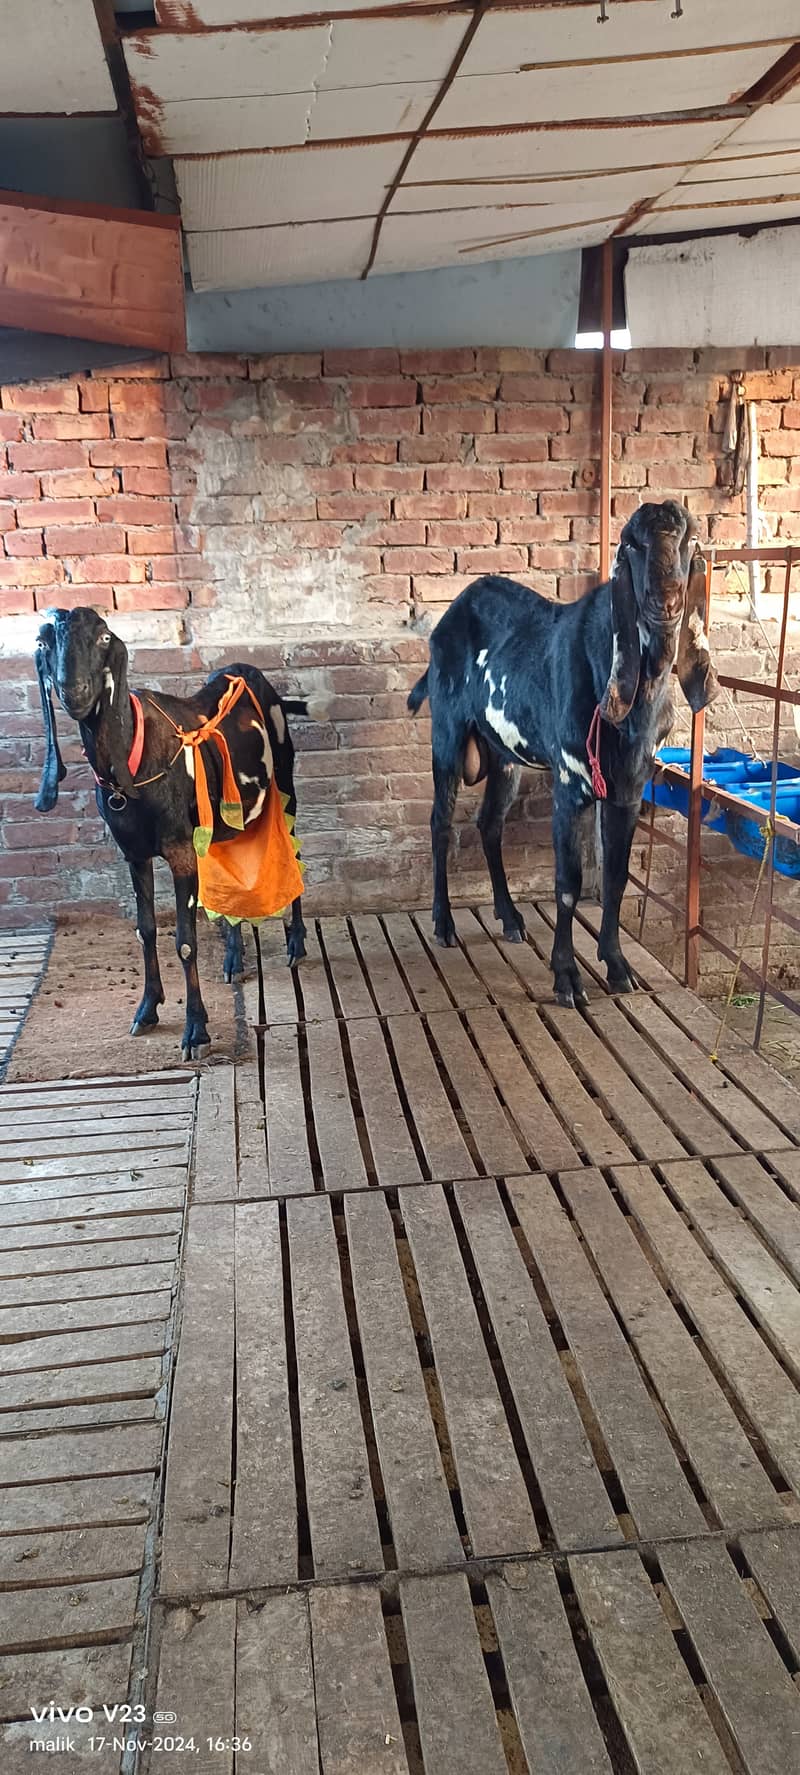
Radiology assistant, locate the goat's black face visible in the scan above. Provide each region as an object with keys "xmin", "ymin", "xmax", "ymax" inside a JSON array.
[
  {"xmin": 619, "ymin": 499, "xmax": 694, "ymax": 638},
  {"xmin": 601, "ymin": 499, "xmax": 717, "ymax": 724},
  {"xmin": 39, "ymin": 607, "xmax": 114, "ymax": 721}
]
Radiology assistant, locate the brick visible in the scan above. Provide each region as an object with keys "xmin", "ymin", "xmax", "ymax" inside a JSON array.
[
  {"xmin": 317, "ymin": 494, "xmax": 391, "ymax": 520},
  {"xmin": 109, "ymin": 382, "xmax": 168, "ymax": 416},
  {"xmin": 501, "ymin": 464, "xmax": 572, "ymax": 489},
  {"xmin": 126, "ymin": 526, "xmax": 179, "ymax": 555},
  {"xmin": 478, "ymin": 349, "xmax": 547, "ymax": 373},
  {"xmin": 428, "ymin": 520, "xmax": 497, "ymax": 547},
  {"xmin": 648, "ymin": 462, "xmax": 717, "ymax": 489},
  {"xmin": 639, "ymin": 405, "xmax": 710, "ymax": 434},
  {"xmin": 422, "ymin": 405, "xmax": 494, "ymax": 435},
  {"xmin": 324, "ymin": 349, "xmax": 399, "ymax": 376},
  {"xmin": 501, "ymin": 517, "xmax": 568, "ymax": 543},
  {"xmin": 18, "ymin": 498, "xmax": 94, "ymax": 528},
  {"xmin": 355, "ymin": 408, "xmax": 420, "ymax": 437},
  {"xmin": 250, "ymin": 353, "xmax": 321, "ymax": 380},
  {"xmin": 96, "ymin": 497, "xmax": 174, "ymax": 526},
  {"xmin": 9, "ymin": 442, "xmax": 88, "ymax": 472},
  {"xmin": 625, "ymin": 349, "xmax": 695, "ymax": 374},
  {"xmin": 764, "ymin": 429, "xmax": 800, "ymax": 457},
  {"xmin": 114, "ymin": 584, "xmax": 189, "ymax": 610},
  {"xmin": 78, "ymin": 381, "xmax": 110, "ymax": 412},
  {"xmin": 742, "ymin": 370, "xmax": 794, "ymax": 400},
  {"xmin": 540, "ymin": 492, "xmax": 598, "ymax": 517},
  {"xmin": 558, "ymin": 574, "xmax": 596, "ymax": 601},
  {"xmin": 0, "ymin": 558, "xmax": 62, "ymax": 586},
  {"xmin": 172, "ymin": 353, "xmax": 249, "ymax": 379},
  {"xmin": 70, "ymin": 555, "xmax": 146, "ymax": 584},
  {"xmin": 412, "ymin": 573, "xmax": 474, "ymax": 602},
  {"xmin": 361, "ymin": 522, "xmax": 425, "ymax": 546},
  {"xmin": 0, "ymin": 414, "xmax": 23, "ymax": 442},
  {"xmin": 0, "ymin": 506, "xmax": 14, "ymax": 533},
  {"xmin": 394, "ymin": 493, "xmax": 466, "ymax": 520},
  {"xmin": 781, "ymin": 402, "xmax": 800, "ymax": 429},
  {"xmin": 761, "ymin": 486, "xmax": 800, "ymax": 512},
  {"xmin": 305, "ymin": 467, "xmax": 355, "ymax": 492},
  {"xmin": 347, "ymin": 378, "xmax": 418, "ymax": 407},
  {"xmin": 40, "ymin": 469, "xmax": 117, "ymax": 498},
  {"xmin": 400, "ymin": 350, "xmax": 475, "ymax": 375},
  {"xmin": 421, "ymin": 376, "xmax": 498, "ymax": 404},
  {"xmin": 383, "ymin": 548, "xmax": 455, "ymax": 574},
  {"xmin": 113, "ymin": 408, "xmax": 171, "ymax": 441},
  {"xmin": 90, "ymin": 441, "xmax": 168, "ymax": 469},
  {"xmin": 3, "ymin": 381, "xmax": 78, "ymax": 412},
  {"xmin": 361, "ymin": 575, "xmax": 412, "ymax": 605},
  {"xmin": 332, "ymin": 441, "xmax": 397, "ymax": 464},
  {"xmin": 468, "ymin": 492, "xmax": 537, "ymax": 518},
  {"xmin": 425, "ymin": 465, "xmax": 499, "ymax": 492},
  {"xmin": 355, "ymin": 465, "xmax": 422, "ymax": 492},
  {"xmin": 475, "ymin": 435, "xmax": 548, "ymax": 462},
  {"xmin": 458, "ymin": 546, "xmax": 527, "ymax": 574},
  {"xmin": 44, "ymin": 524, "xmax": 125, "ymax": 555},
  {"xmin": 270, "ymin": 378, "xmax": 337, "ymax": 409},
  {"xmin": 34, "ymin": 414, "xmax": 111, "ymax": 441},
  {"xmin": 623, "ymin": 433, "xmax": 695, "ymax": 461},
  {"xmin": 121, "ymin": 468, "xmax": 172, "ymax": 496},
  {"xmin": 398, "ymin": 436, "xmax": 466, "ymax": 463},
  {"xmin": 499, "ymin": 375, "xmax": 573, "ymax": 402},
  {"xmin": 4, "ymin": 529, "xmax": 42, "ymax": 556}
]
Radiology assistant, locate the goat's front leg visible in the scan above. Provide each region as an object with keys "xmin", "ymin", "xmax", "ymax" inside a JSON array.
[
  {"xmin": 285, "ymin": 896, "xmax": 307, "ymax": 968},
  {"xmin": 222, "ymin": 920, "xmax": 245, "ymax": 984},
  {"xmin": 431, "ymin": 753, "xmax": 459, "ymax": 946},
  {"xmin": 165, "ymin": 845, "xmax": 211, "ymax": 1061},
  {"xmin": 550, "ymin": 795, "xmax": 587, "ymax": 1007},
  {"xmin": 478, "ymin": 757, "xmax": 524, "ymax": 941},
  {"xmin": 129, "ymin": 858, "xmax": 165, "ymax": 1035},
  {"xmin": 597, "ymin": 800, "xmax": 639, "ymax": 993}
]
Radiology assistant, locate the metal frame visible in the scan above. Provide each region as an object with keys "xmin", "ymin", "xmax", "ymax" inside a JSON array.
[{"xmin": 636, "ymin": 544, "xmax": 800, "ymax": 1048}]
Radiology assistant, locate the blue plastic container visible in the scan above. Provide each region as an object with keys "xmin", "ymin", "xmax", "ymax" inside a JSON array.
[{"xmin": 644, "ymin": 746, "xmax": 800, "ymax": 878}]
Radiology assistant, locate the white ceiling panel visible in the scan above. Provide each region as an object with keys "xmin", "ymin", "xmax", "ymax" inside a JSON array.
[
  {"xmin": 158, "ymin": 0, "xmax": 435, "ymax": 19},
  {"xmin": 139, "ymin": 81, "xmax": 438, "ymax": 155},
  {"xmin": 186, "ymin": 218, "xmax": 374, "ymax": 290},
  {"xmin": 392, "ymin": 164, "xmax": 672, "ymax": 215},
  {"xmin": 375, "ymin": 209, "xmax": 613, "ymax": 276},
  {"xmin": 125, "ymin": 24, "xmax": 330, "ymax": 104},
  {"xmin": 682, "ymin": 150, "xmax": 800, "ymax": 183},
  {"xmin": 457, "ymin": 1, "xmax": 800, "ymax": 76},
  {"xmin": 663, "ymin": 172, "xmax": 800, "ymax": 206},
  {"xmin": 715, "ymin": 94, "xmax": 800, "ymax": 154},
  {"xmin": 438, "ymin": 47, "xmax": 781, "ymax": 135},
  {"xmin": 320, "ymin": 15, "xmax": 465, "ymax": 90},
  {"xmin": 1, "ymin": 0, "xmax": 115, "ymax": 113},
  {"xmin": 412, "ymin": 120, "xmax": 733, "ymax": 186},
  {"xmin": 176, "ymin": 141, "xmax": 403, "ymax": 230},
  {"xmin": 632, "ymin": 197, "xmax": 800, "ymax": 234}
]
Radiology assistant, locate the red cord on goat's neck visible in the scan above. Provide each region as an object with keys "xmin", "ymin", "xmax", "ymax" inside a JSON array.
[{"xmin": 586, "ymin": 704, "xmax": 607, "ymax": 800}]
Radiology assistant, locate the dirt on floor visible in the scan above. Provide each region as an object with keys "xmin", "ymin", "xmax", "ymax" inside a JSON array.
[
  {"xmin": 705, "ymin": 993, "xmax": 800, "ymax": 1087},
  {"xmin": 7, "ymin": 913, "xmax": 258, "ymax": 1082}
]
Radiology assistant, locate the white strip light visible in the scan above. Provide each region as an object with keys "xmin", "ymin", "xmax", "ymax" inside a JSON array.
[{"xmin": 575, "ymin": 329, "xmax": 632, "ymax": 350}]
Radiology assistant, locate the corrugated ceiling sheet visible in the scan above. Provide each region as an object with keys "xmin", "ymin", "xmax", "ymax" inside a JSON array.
[
  {"xmin": 176, "ymin": 142, "xmax": 405, "ymax": 231},
  {"xmin": 1, "ymin": 0, "xmax": 115, "ymax": 114},
  {"xmin": 187, "ymin": 217, "xmax": 373, "ymax": 290}
]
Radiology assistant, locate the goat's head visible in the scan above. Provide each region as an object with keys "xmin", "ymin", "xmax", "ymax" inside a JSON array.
[
  {"xmin": 34, "ymin": 607, "xmax": 137, "ymax": 812},
  {"xmin": 601, "ymin": 499, "xmax": 719, "ymax": 724}
]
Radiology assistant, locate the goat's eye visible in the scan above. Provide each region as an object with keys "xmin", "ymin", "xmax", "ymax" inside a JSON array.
[{"xmin": 98, "ymin": 632, "xmax": 111, "ymax": 645}]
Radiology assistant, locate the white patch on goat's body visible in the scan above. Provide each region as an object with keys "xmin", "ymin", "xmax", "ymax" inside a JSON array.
[
  {"xmin": 687, "ymin": 610, "xmax": 709, "ymax": 654},
  {"xmin": 183, "ymin": 746, "xmax": 195, "ymax": 781},
  {"xmin": 481, "ymin": 664, "xmax": 534, "ymax": 762},
  {"xmin": 135, "ymin": 928, "xmax": 143, "ymax": 944},
  {"xmin": 271, "ymin": 704, "xmax": 286, "ymax": 744},
  {"xmin": 179, "ymin": 942, "xmax": 192, "ymax": 961},
  {"xmin": 477, "ymin": 648, "xmax": 488, "ymax": 667},
  {"xmin": 610, "ymin": 632, "xmax": 622, "ymax": 681},
  {"xmin": 188, "ymin": 895, "xmax": 195, "ymax": 910},
  {"xmin": 561, "ymin": 749, "xmax": 592, "ymax": 786},
  {"xmin": 558, "ymin": 767, "xmax": 570, "ymax": 785},
  {"xmin": 104, "ymin": 668, "xmax": 115, "ymax": 705},
  {"xmin": 243, "ymin": 720, "xmax": 274, "ymax": 825},
  {"xmin": 561, "ymin": 893, "xmax": 574, "ymax": 908}
]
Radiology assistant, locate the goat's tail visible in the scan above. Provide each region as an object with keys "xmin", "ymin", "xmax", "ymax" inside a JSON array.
[
  {"xmin": 282, "ymin": 695, "xmax": 334, "ymax": 720},
  {"xmin": 407, "ymin": 671, "xmax": 429, "ymax": 715}
]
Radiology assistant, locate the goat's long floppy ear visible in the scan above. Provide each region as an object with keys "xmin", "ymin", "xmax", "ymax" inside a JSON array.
[
  {"xmin": 34, "ymin": 630, "xmax": 67, "ymax": 813},
  {"xmin": 95, "ymin": 632, "xmax": 139, "ymax": 797},
  {"xmin": 676, "ymin": 546, "xmax": 720, "ymax": 713},
  {"xmin": 600, "ymin": 548, "xmax": 641, "ymax": 725}
]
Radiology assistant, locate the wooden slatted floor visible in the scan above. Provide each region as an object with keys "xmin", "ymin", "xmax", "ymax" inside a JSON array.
[
  {"xmin": 0, "ymin": 928, "xmax": 51, "ymax": 1078},
  {"xmin": 5, "ymin": 905, "xmax": 800, "ymax": 1772}
]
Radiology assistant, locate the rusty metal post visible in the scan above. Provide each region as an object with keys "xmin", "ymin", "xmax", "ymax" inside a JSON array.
[
  {"xmin": 685, "ymin": 554, "xmax": 713, "ymax": 990},
  {"xmin": 754, "ymin": 552, "xmax": 794, "ymax": 1048},
  {"xmin": 599, "ymin": 238, "xmax": 614, "ymax": 582}
]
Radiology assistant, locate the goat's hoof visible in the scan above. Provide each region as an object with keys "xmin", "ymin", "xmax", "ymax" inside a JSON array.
[
  {"xmin": 286, "ymin": 941, "xmax": 306, "ymax": 969},
  {"xmin": 554, "ymin": 973, "xmax": 588, "ymax": 1009},
  {"xmin": 498, "ymin": 906, "xmax": 526, "ymax": 943},
  {"xmin": 503, "ymin": 924, "xmax": 525, "ymax": 944},
  {"xmin": 180, "ymin": 1021, "xmax": 211, "ymax": 1062},
  {"xmin": 224, "ymin": 966, "xmax": 245, "ymax": 985},
  {"xmin": 181, "ymin": 1040, "xmax": 211, "ymax": 1063},
  {"xmin": 435, "ymin": 930, "xmax": 458, "ymax": 948},
  {"xmin": 130, "ymin": 1016, "xmax": 159, "ymax": 1036},
  {"xmin": 607, "ymin": 969, "xmax": 637, "ymax": 995}
]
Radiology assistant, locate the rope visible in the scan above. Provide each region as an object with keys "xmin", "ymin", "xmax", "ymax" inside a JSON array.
[
  {"xmin": 709, "ymin": 817, "xmax": 774, "ymax": 1063},
  {"xmin": 586, "ymin": 704, "xmax": 608, "ymax": 799}
]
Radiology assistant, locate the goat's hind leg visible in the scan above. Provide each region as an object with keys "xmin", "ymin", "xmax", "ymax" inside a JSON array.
[
  {"xmin": 166, "ymin": 845, "xmax": 211, "ymax": 1062},
  {"xmin": 285, "ymin": 896, "xmax": 306, "ymax": 967},
  {"xmin": 222, "ymin": 919, "xmax": 245, "ymax": 984},
  {"xmin": 550, "ymin": 795, "xmax": 587, "ymax": 1007},
  {"xmin": 597, "ymin": 800, "xmax": 639, "ymax": 993},
  {"xmin": 129, "ymin": 858, "xmax": 165, "ymax": 1034},
  {"xmin": 431, "ymin": 751, "xmax": 460, "ymax": 947},
  {"xmin": 478, "ymin": 756, "xmax": 524, "ymax": 941}
]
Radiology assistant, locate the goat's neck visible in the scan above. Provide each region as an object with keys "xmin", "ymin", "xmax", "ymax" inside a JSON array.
[{"xmin": 79, "ymin": 694, "xmax": 134, "ymax": 783}]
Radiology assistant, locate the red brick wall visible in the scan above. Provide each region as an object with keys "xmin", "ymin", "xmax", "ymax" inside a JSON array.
[{"xmin": 1, "ymin": 344, "xmax": 798, "ymax": 934}]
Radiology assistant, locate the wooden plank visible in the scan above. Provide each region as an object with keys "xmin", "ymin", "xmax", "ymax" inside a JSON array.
[
  {"xmin": 578, "ymin": 899, "xmax": 680, "ymax": 990},
  {"xmin": 562, "ymin": 1168, "xmax": 787, "ymax": 1532},
  {"xmin": 0, "ymin": 1321, "xmax": 168, "ymax": 1375},
  {"xmin": 0, "ymin": 1128, "xmax": 190, "ymax": 1164},
  {"xmin": 229, "ymin": 1202, "xmax": 296, "ymax": 1590},
  {"xmin": 0, "ymin": 1642, "xmax": 132, "ymax": 1726},
  {"xmin": 2, "ymin": 1721, "xmax": 121, "ymax": 1773},
  {"xmin": 570, "ymin": 1551, "xmax": 730, "ymax": 1775},
  {"xmin": 452, "ymin": 907, "xmax": 527, "ymax": 1003},
  {"xmin": 292, "ymin": 921, "xmax": 338, "ymax": 1024},
  {"xmin": 381, "ymin": 911, "xmax": 453, "ymax": 1014},
  {"xmin": 413, "ymin": 912, "xmax": 491, "ymax": 1009},
  {"xmin": 545, "ymin": 1003, "xmax": 686, "ymax": 1163},
  {"xmin": 740, "ymin": 1527, "xmax": 800, "ymax": 1664},
  {"xmin": 5, "ymin": 1098, "xmax": 192, "ymax": 1127},
  {"xmin": 0, "ymin": 1574, "xmax": 140, "ymax": 1655},
  {"xmin": 503, "ymin": 1002, "xmax": 632, "ymax": 1166},
  {"xmin": 0, "ymin": 1423, "xmax": 161, "ymax": 1487},
  {"xmin": 656, "ymin": 985, "xmax": 800, "ymax": 1144},
  {"xmin": 0, "ymin": 1183, "xmax": 184, "ymax": 1222},
  {"xmin": 613, "ymin": 1165, "xmax": 800, "ymax": 1499},
  {"xmin": 388, "ymin": 1015, "xmax": 476, "ymax": 1181},
  {"xmin": 455, "ymin": 1178, "xmax": 623, "ymax": 1551},
  {"xmin": 346, "ymin": 1020, "xmax": 422, "ymax": 1189},
  {"xmin": 235, "ymin": 1059, "xmax": 267, "ymax": 1199},
  {"xmin": 0, "ymin": 1286, "xmax": 172, "ymax": 1343},
  {"xmin": 466, "ymin": 1008, "xmax": 580, "ymax": 1173},
  {"xmin": 319, "ymin": 917, "xmax": 374, "ymax": 1019},
  {"xmin": 0, "ymin": 1523, "xmax": 146, "ymax": 1588},
  {"xmin": 306, "ymin": 1021, "xmax": 369, "ymax": 1193},
  {"xmin": 401, "ymin": 1573, "xmax": 507, "ymax": 1775},
  {"xmin": 0, "ymin": 1080, "xmax": 193, "ymax": 1113},
  {"xmin": 351, "ymin": 914, "xmax": 415, "ymax": 1016},
  {"xmin": 768, "ymin": 1148, "xmax": 800, "ymax": 1204},
  {"xmin": 2, "ymin": 1210, "xmax": 182, "ymax": 1252},
  {"xmin": 709, "ymin": 1152, "xmax": 800, "ymax": 1283},
  {"xmin": 0, "ymin": 1149, "xmax": 185, "ymax": 1185},
  {"xmin": 254, "ymin": 918, "xmax": 301, "ymax": 1026},
  {"xmin": 0, "ymin": 1398, "xmax": 159, "ymax": 1435},
  {"xmin": 662, "ymin": 1159, "xmax": 800, "ymax": 1380},
  {"xmin": 345, "ymin": 1192, "xmax": 462, "ymax": 1570},
  {"xmin": 263, "ymin": 1026, "xmax": 314, "ymax": 1195},
  {"xmin": 236, "ymin": 1591, "xmax": 318, "ymax": 1775},
  {"xmin": 475, "ymin": 905, "xmax": 554, "ymax": 999},
  {"xmin": 0, "ymin": 1474, "xmax": 154, "ymax": 1534},
  {"xmin": 152, "ymin": 1601, "xmax": 235, "ymax": 1775},
  {"xmin": 310, "ymin": 1585, "xmax": 408, "ymax": 1775},
  {"xmin": 624, "ymin": 997, "xmax": 792, "ymax": 1152},
  {"xmin": 486, "ymin": 1562, "xmax": 613, "ymax": 1774},
  {"xmin": 659, "ymin": 1539, "xmax": 800, "ymax": 1775},
  {"xmin": 588, "ymin": 1000, "xmax": 740, "ymax": 1157},
  {"xmin": 194, "ymin": 1066, "xmax": 235, "ymax": 1203},
  {"xmin": 0, "ymin": 1256, "xmax": 175, "ymax": 1313},
  {"xmin": 508, "ymin": 1176, "xmax": 707, "ymax": 1539},
  {"xmin": 160, "ymin": 1204, "xmax": 234, "ymax": 1596},
  {"xmin": 401, "ymin": 1185, "xmax": 537, "ymax": 1558},
  {"xmin": 0, "ymin": 1111, "xmax": 191, "ymax": 1144},
  {"xmin": 426, "ymin": 1011, "xmax": 528, "ymax": 1176},
  {"xmin": 0, "ymin": 1234, "xmax": 179, "ymax": 1280},
  {"xmin": 0, "ymin": 1358, "xmax": 163, "ymax": 1415},
  {"xmin": 288, "ymin": 1194, "xmax": 383, "ymax": 1579}
]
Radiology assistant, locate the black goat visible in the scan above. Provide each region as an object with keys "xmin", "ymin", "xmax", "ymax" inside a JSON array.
[
  {"xmin": 409, "ymin": 500, "xmax": 718, "ymax": 1006},
  {"xmin": 34, "ymin": 606, "xmax": 315, "ymax": 1060}
]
